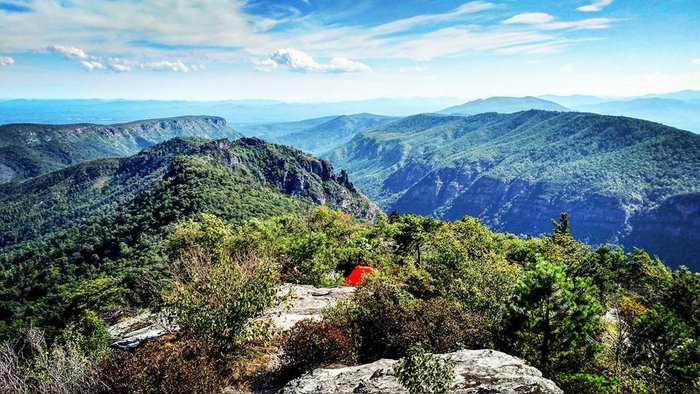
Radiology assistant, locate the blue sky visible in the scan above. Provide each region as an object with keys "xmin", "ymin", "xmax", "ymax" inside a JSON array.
[{"xmin": 0, "ymin": 0, "xmax": 699, "ymax": 101}]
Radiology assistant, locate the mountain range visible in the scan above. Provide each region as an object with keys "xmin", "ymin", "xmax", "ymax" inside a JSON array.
[
  {"xmin": 575, "ymin": 98, "xmax": 700, "ymax": 133},
  {"xmin": 3, "ymin": 109, "xmax": 699, "ymax": 269},
  {"xmin": 0, "ymin": 116, "xmax": 239, "ymax": 183},
  {"xmin": 438, "ymin": 96, "xmax": 570, "ymax": 115},
  {"xmin": 0, "ymin": 97, "xmax": 462, "ymax": 125},
  {"xmin": 327, "ymin": 110, "xmax": 700, "ymax": 269},
  {"xmin": 237, "ymin": 113, "xmax": 396, "ymax": 155},
  {"xmin": 3, "ymin": 90, "xmax": 699, "ymax": 133}
]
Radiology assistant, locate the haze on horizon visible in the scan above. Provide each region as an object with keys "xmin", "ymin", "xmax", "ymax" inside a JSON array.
[{"xmin": 1, "ymin": 0, "xmax": 699, "ymax": 102}]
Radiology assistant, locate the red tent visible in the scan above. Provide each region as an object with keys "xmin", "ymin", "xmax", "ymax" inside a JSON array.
[{"xmin": 344, "ymin": 265, "xmax": 376, "ymax": 286}]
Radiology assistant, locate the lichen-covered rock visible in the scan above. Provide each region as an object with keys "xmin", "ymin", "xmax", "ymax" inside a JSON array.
[{"xmin": 277, "ymin": 349, "xmax": 562, "ymax": 394}]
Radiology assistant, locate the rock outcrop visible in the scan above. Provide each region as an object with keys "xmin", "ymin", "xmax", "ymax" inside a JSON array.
[
  {"xmin": 107, "ymin": 285, "xmax": 561, "ymax": 394},
  {"xmin": 108, "ymin": 312, "xmax": 178, "ymax": 348},
  {"xmin": 108, "ymin": 284, "xmax": 355, "ymax": 347},
  {"xmin": 278, "ymin": 349, "xmax": 562, "ymax": 394},
  {"xmin": 263, "ymin": 284, "xmax": 355, "ymax": 331}
]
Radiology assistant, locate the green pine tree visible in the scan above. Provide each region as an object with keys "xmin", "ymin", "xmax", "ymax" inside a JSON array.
[{"xmin": 504, "ymin": 258, "xmax": 604, "ymax": 375}]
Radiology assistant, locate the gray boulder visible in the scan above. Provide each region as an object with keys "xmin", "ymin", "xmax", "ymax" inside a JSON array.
[{"xmin": 277, "ymin": 349, "xmax": 562, "ymax": 394}]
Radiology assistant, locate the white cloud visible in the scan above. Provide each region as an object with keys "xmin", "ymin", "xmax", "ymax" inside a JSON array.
[
  {"xmin": 693, "ymin": 59, "xmax": 700, "ymax": 65},
  {"xmin": 53, "ymin": 49, "xmax": 198, "ymax": 73},
  {"xmin": 386, "ymin": 27, "xmax": 554, "ymax": 60},
  {"xmin": 0, "ymin": 56, "xmax": 14, "ymax": 66},
  {"xmin": 372, "ymin": 1, "xmax": 496, "ymax": 35},
  {"xmin": 254, "ymin": 58, "xmax": 278, "ymax": 71},
  {"xmin": 259, "ymin": 48, "xmax": 371, "ymax": 73},
  {"xmin": 107, "ymin": 58, "xmax": 135, "ymax": 72},
  {"xmin": 0, "ymin": 0, "xmax": 621, "ymax": 76},
  {"xmin": 141, "ymin": 60, "xmax": 189, "ymax": 72},
  {"xmin": 502, "ymin": 13, "xmax": 614, "ymax": 30},
  {"xmin": 541, "ymin": 18, "xmax": 615, "ymax": 30},
  {"xmin": 2, "ymin": 1, "xmax": 267, "ymax": 56},
  {"xmin": 47, "ymin": 45, "xmax": 87, "ymax": 59},
  {"xmin": 80, "ymin": 60, "xmax": 104, "ymax": 71},
  {"xmin": 399, "ymin": 66, "xmax": 428, "ymax": 73},
  {"xmin": 325, "ymin": 57, "xmax": 373, "ymax": 73},
  {"xmin": 503, "ymin": 13, "xmax": 555, "ymax": 25},
  {"xmin": 577, "ymin": 0, "xmax": 613, "ymax": 12}
]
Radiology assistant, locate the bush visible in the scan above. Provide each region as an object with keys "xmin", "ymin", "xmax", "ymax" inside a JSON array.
[
  {"xmin": 503, "ymin": 258, "xmax": 603, "ymax": 375},
  {"xmin": 61, "ymin": 310, "xmax": 111, "ymax": 357},
  {"xmin": 327, "ymin": 279, "xmax": 495, "ymax": 364},
  {"xmin": 97, "ymin": 339, "xmax": 223, "ymax": 394},
  {"xmin": 345, "ymin": 280, "xmax": 419, "ymax": 361},
  {"xmin": 164, "ymin": 217, "xmax": 281, "ymax": 351},
  {"xmin": 556, "ymin": 373, "xmax": 617, "ymax": 393},
  {"xmin": 281, "ymin": 319, "xmax": 355, "ymax": 376},
  {"xmin": 403, "ymin": 298, "xmax": 492, "ymax": 353},
  {"xmin": 394, "ymin": 344, "xmax": 455, "ymax": 394},
  {"xmin": 0, "ymin": 327, "xmax": 101, "ymax": 394},
  {"xmin": 164, "ymin": 250, "xmax": 281, "ymax": 351}
]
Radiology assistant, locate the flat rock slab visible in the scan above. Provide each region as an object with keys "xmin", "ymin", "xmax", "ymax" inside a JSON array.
[
  {"xmin": 107, "ymin": 284, "xmax": 355, "ymax": 348},
  {"xmin": 277, "ymin": 349, "xmax": 562, "ymax": 394},
  {"xmin": 263, "ymin": 284, "xmax": 356, "ymax": 331}
]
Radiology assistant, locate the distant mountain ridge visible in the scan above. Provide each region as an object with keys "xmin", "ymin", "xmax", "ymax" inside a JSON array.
[
  {"xmin": 574, "ymin": 98, "xmax": 700, "ymax": 133},
  {"xmin": 238, "ymin": 113, "xmax": 397, "ymax": 155},
  {"xmin": 438, "ymin": 96, "xmax": 570, "ymax": 115},
  {"xmin": 0, "ymin": 116, "xmax": 240, "ymax": 183},
  {"xmin": 0, "ymin": 97, "xmax": 463, "ymax": 125},
  {"xmin": 327, "ymin": 110, "xmax": 700, "ymax": 269}
]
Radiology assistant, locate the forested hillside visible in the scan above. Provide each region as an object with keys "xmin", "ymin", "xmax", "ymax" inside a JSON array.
[
  {"xmin": 327, "ymin": 110, "xmax": 700, "ymax": 269},
  {"xmin": 0, "ymin": 116, "xmax": 240, "ymax": 183}
]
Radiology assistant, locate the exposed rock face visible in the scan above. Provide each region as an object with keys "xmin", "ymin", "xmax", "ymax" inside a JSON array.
[
  {"xmin": 624, "ymin": 193, "xmax": 700, "ymax": 267},
  {"xmin": 108, "ymin": 312, "xmax": 178, "ymax": 348},
  {"xmin": 391, "ymin": 167, "xmax": 629, "ymax": 245},
  {"xmin": 263, "ymin": 284, "xmax": 355, "ymax": 331},
  {"xmin": 277, "ymin": 349, "xmax": 562, "ymax": 394}
]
